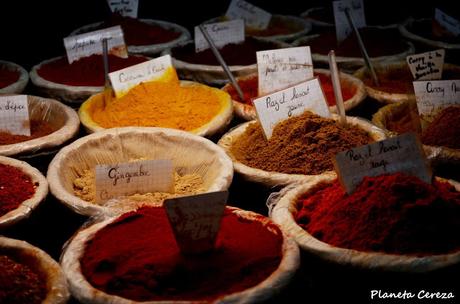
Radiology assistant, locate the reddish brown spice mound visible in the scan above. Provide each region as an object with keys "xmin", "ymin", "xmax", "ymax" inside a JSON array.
[
  {"xmin": 0, "ymin": 120, "xmax": 56, "ymax": 145},
  {"xmin": 227, "ymin": 73, "xmax": 356, "ymax": 106},
  {"xmin": 0, "ymin": 255, "xmax": 46, "ymax": 304},
  {"xmin": 0, "ymin": 164, "xmax": 36, "ymax": 217},
  {"xmin": 246, "ymin": 17, "xmax": 303, "ymax": 37},
  {"xmin": 0, "ymin": 67, "xmax": 20, "ymax": 89},
  {"xmin": 421, "ymin": 106, "xmax": 460, "ymax": 149},
  {"xmin": 296, "ymin": 173, "xmax": 460, "ymax": 255},
  {"xmin": 230, "ymin": 111, "xmax": 373, "ymax": 175},
  {"xmin": 37, "ymin": 54, "xmax": 147, "ymax": 86},
  {"xmin": 81, "ymin": 207, "xmax": 283, "ymax": 301}
]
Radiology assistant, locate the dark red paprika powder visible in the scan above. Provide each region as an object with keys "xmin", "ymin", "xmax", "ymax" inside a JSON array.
[
  {"xmin": 0, "ymin": 119, "xmax": 56, "ymax": 145},
  {"xmin": 81, "ymin": 206, "xmax": 283, "ymax": 302},
  {"xmin": 0, "ymin": 163, "xmax": 36, "ymax": 217},
  {"xmin": 296, "ymin": 173, "xmax": 460, "ymax": 255},
  {"xmin": 421, "ymin": 106, "xmax": 460, "ymax": 149},
  {"xmin": 0, "ymin": 67, "xmax": 20, "ymax": 89},
  {"xmin": 37, "ymin": 54, "xmax": 148, "ymax": 86},
  {"xmin": 0, "ymin": 255, "xmax": 46, "ymax": 304}
]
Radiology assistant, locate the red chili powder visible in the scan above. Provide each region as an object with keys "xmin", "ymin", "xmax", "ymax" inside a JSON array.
[
  {"xmin": 171, "ymin": 38, "xmax": 281, "ymax": 66},
  {"xmin": 37, "ymin": 54, "xmax": 147, "ymax": 86},
  {"xmin": 246, "ymin": 16, "xmax": 303, "ymax": 37},
  {"xmin": 99, "ymin": 14, "xmax": 181, "ymax": 46},
  {"xmin": 0, "ymin": 67, "xmax": 20, "ymax": 89},
  {"xmin": 0, "ymin": 255, "xmax": 46, "ymax": 304},
  {"xmin": 362, "ymin": 65, "xmax": 414, "ymax": 94},
  {"xmin": 226, "ymin": 73, "xmax": 356, "ymax": 106},
  {"xmin": 81, "ymin": 207, "xmax": 283, "ymax": 302},
  {"xmin": 421, "ymin": 106, "xmax": 460, "ymax": 149},
  {"xmin": 0, "ymin": 164, "xmax": 36, "ymax": 217},
  {"xmin": 296, "ymin": 173, "xmax": 460, "ymax": 255},
  {"xmin": 0, "ymin": 120, "xmax": 56, "ymax": 145}
]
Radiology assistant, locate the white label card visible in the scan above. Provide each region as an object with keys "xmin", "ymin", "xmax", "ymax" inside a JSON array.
[
  {"xmin": 333, "ymin": 0, "xmax": 366, "ymax": 43},
  {"xmin": 253, "ymin": 78, "xmax": 331, "ymax": 139},
  {"xmin": 194, "ymin": 20, "xmax": 245, "ymax": 52},
  {"xmin": 406, "ymin": 49, "xmax": 445, "ymax": 80},
  {"xmin": 334, "ymin": 133, "xmax": 432, "ymax": 194},
  {"xmin": 435, "ymin": 8, "xmax": 460, "ymax": 36},
  {"xmin": 164, "ymin": 191, "xmax": 228, "ymax": 254},
  {"xmin": 107, "ymin": 0, "xmax": 139, "ymax": 18},
  {"xmin": 225, "ymin": 0, "xmax": 272, "ymax": 30},
  {"xmin": 63, "ymin": 26, "xmax": 128, "ymax": 64},
  {"xmin": 413, "ymin": 80, "xmax": 460, "ymax": 115},
  {"xmin": 0, "ymin": 95, "xmax": 30, "ymax": 136},
  {"xmin": 95, "ymin": 159, "xmax": 173, "ymax": 203},
  {"xmin": 109, "ymin": 55, "xmax": 174, "ymax": 98},
  {"xmin": 257, "ymin": 46, "xmax": 314, "ymax": 96}
]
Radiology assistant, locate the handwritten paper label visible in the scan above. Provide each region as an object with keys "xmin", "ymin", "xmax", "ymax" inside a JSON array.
[
  {"xmin": 334, "ymin": 133, "xmax": 432, "ymax": 194},
  {"xmin": 107, "ymin": 0, "xmax": 138, "ymax": 18},
  {"xmin": 333, "ymin": 0, "xmax": 366, "ymax": 42},
  {"xmin": 406, "ymin": 49, "xmax": 445, "ymax": 80},
  {"xmin": 257, "ymin": 46, "xmax": 314, "ymax": 96},
  {"xmin": 253, "ymin": 78, "xmax": 330, "ymax": 139},
  {"xmin": 109, "ymin": 55, "xmax": 175, "ymax": 98},
  {"xmin": 194, "ymin": 20, "xmax": 245, "ymax": 52},
  {"xmin": 95, "ymin": 159, "xmax": 173, "ymax": 203},
  {"xmin": 0, "ymin": 95, "xmax": 30, "ymax": 136},
  {"xmin": 435, "ymin": 8, "xmax": 460, "ymax": 36},
  {"xmin": 63, "ymin": 26, "xmax": 127, "ymax": 64},
  {"xmin": 225, "ymin": 0, "xmax": 272, "ymax": 30},
  {"xmin": 164, "ymin": 191, "xmax": 228, "ymax": 254}
]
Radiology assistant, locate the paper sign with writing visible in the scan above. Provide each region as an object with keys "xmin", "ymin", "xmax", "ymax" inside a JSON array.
[
  {"xmin": 164, "ymin": 191, "xmax": 228, "ymax": 254},
  {"xmin": 334, "ymin": 133, "xmax": 432, "ymax": 194},
  {"xmin": 109, "ymin": 55, "xmax": 175, "ymax": 98},
  {"xmin": 413, "ymin": 80, "xmax": 460, "ymax": 114},
  {"xmin": 257, "ymin": 46, "xmax": 314, "ymax": 96},
  {"xmin": 194, "ymin": 19, "xmax": 245, "ymax": 52},
  {"xmin": 406, "ymin": 49, "xmax": 445, "ymax": 80},
  {"xmin": 253, "ymin": 78, "xmax": 330, "ymax": 139},
  {"xmin": 333, "ymin": 0, "xmax": 366, "ymax": 42},
  {"xmin": 95, "ymin": 159, "xmax": 173, "ymax": 203},
  {"xmin": 107, "ymin": 0, "xmax": 138, "ymax": 18},
  {"xmin": 0, "ymin": 95, "xmax": 30, "ymax": 136},
  {"xmin": 225, "ymin": 0, "xmax": 272, "ymax": 30},
  {"xmin": 435, "ymin": 8, "xmax": 460, "ymax": 36},
  {"xmin": 63, "ymin": 26, "xmax": 127, "ymax": 64}
]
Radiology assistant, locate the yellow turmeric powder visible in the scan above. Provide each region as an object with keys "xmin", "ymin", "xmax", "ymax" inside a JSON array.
[{"xmin": 91, "ymin": 78, "xmax": 224, "ymax": 131}]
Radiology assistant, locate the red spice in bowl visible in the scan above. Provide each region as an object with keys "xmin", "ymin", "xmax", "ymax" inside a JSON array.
[
  {"xmin": 0, "ymin": 164, "xmax": 36, "ymax": 217},
  {"xmin": 37, "ymin": 54, "xmax": 148, "ymax": 87},
  {"xmin": 0, "ymin": 120, "xmax": 56, "ymax": 145},
  {"xmin": 296, "ymin": 173, "xmax": 460, "ymax": 255},
  {"xmin": 421, "ymin": 106, "xmax": 460, "ymax": 149},
  {"xmin": 81, "ymin": 206, "xmax": 283, "ymax": 301},
  {"xmin": 0, "ymin": 67, "xmax": 20, "ymax": 89}
]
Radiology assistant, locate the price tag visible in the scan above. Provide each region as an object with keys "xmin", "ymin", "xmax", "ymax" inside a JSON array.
[
  {"xmin": 225, "ymin": 0, "xmax": 272, "ymax": 30},
  {"xmin": 253, "ymin": 78, "xmax": 330, "ymax": 139},
  {"xmin": 435, "ymin": 8, "xmax": 460, "ymax": 37},
  {"xmin": 194, "ymin": 20, "xmax": 245, "ymax": 52},
  {"xmin": 109, "ymin": 55, "xmax": 176, "ymax": 98},
  {"xmin": 334, "ymin": 133, "xmax": 432, "ymax": 194},
  {"xmin": 257, "ymin": 46, "xmax": 314, "ymax": 96},
  {"xmin": 95, "ymin": 159, "xmax": 173, "ymax": 203},
  {"xmin": 333, "ymin": 0, "xmax": 366, "ymax": 42},
  {"xmin": 413, "ymin": 80, "xmax": 460, "ymax": 125},
  {"xmin": 63, "ymin": 26, "xmax": 127, "ymax": 64},
  {"xmin": 107, "ymin": 0, "xmax": 139, "ymax": 18},
  {"xmin": 0, "ymin": 95, "xmax": 30, "ymax": 136},
  {"xmin": 406, "ymin": 49, "xmax": 445, "ymax": 80},
  {"xmin": 164, "ymin": 191, "xmax": 229, "ymax": 254}
]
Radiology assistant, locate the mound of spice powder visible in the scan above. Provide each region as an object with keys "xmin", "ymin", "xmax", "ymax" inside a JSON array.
[
  {"xmin": 421, "ymin": 106, "xmax": 460, "ymax": 149},
  {"xmin": 81, "ymin": 206, "xmax": 283, "ymax": 301},
  {"xmin": 362, "ymin": 65, "xmax": 414, "ymax": 94},
  {"xmin": 0, "ymin": 119, "xmax": 56, "ymax": 145},
  {"xmin": 37, "ymin": 54, "xmax": 147, "ymax": 86},
  {"xmin": 0, "ymin": 164, "xmax": 36, "ymax": 217},
  {"xmin": 296, "ymin": 173, "xmax": 460, "ymax": 255},
  {"xmin": 0, "ymin": 255, "xmax": 46, "ymax": 304},
  {"xmin": 171, "ymin": 38, "xmax": 281, "ymax": 66},
  {"xmin": 230, "ymin": 111, "xmax": 373, "ymax": 175},
  {"xmin": 246, "ymin": 16, "xmax": 304, "ymax": 37},
  {"xmin": 0, "ymin": 66, "xmax": 20, "ymax": 89},
  {"xmin": 226, "ymin": 73, "xmax": 356, "ymax": 106}
]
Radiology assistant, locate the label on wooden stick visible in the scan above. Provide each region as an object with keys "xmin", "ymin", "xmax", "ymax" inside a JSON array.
[
  {"xmin": 225, "ymin": 0, "xmax": 271, "ymax": 30},
  {"xmin": 0, "ymin": 95, "xmax": 30, "ymax": 136},
  {"xmin": 406, "ymin": 49, "xmax": 445, "ymax": 80},
  {"xmin": 194, "ymin": 19, "xmax": 245, "ymax": 52}
]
